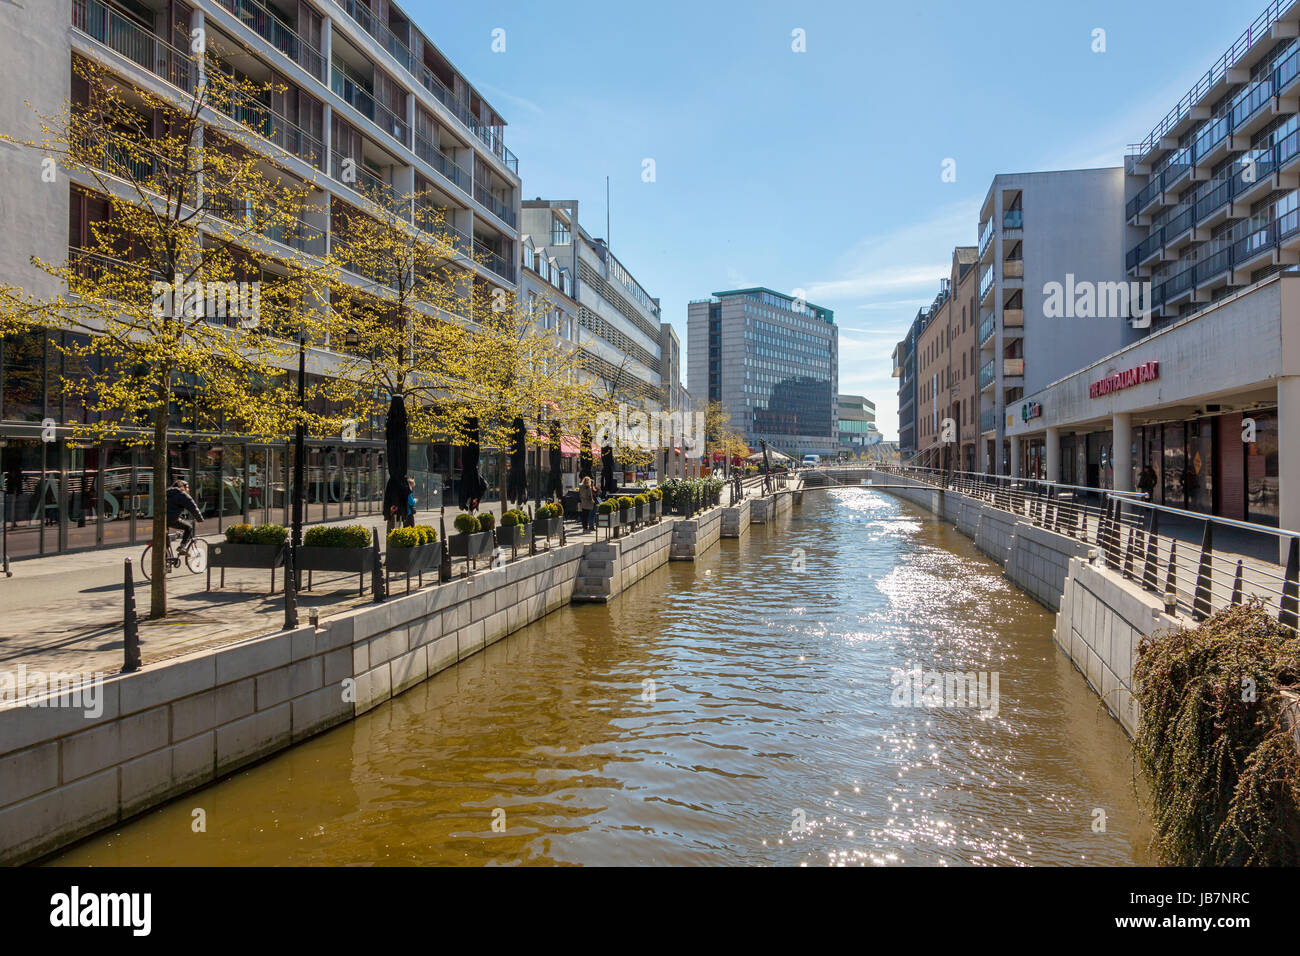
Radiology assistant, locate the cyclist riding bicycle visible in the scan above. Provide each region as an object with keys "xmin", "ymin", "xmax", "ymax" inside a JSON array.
[{"xmin": 166, "ymin": 477, "xmax": 204, "ymax": 554}]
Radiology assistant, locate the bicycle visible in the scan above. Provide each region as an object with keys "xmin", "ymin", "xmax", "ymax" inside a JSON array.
[{"xmin": 139, "ymin": 525, "xmax": 208, "ymax": 580}]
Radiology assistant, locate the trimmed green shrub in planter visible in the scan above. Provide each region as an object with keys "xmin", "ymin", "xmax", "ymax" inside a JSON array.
[
  {"xmin": 477, "ymin": 511, "xmax": 496, "ymax": 532},
  {"xmin": 208, "ymin": 523, "xmax": 286, "ymax": 589},
  {"xmin": 596, "ymin": 498, "xmax": 621, "ymax": 538},
  {"xmin": 450, "ymin": 513, "xmax": 493, "ymax": 560},
  {"xmin": 633, "ymin": 493, "xmax": 648, "ymax": 523},
  {"xmin": 497, "ymin": 508, "xmax": 532, "ymax": 549},
  {"xmin": 386, "ymin": 525, "xmax": 443, "ymax": 580},
  {"xmin": 533, "ymin": 502, "xmax": 563, "ymax": 538},
  {"xmin": 299, "ymin": 524, "xmax": 374, "ymax": 574}
]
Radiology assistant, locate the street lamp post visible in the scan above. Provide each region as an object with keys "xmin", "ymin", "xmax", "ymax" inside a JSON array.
[{"xmin": 291, "ymin": 333, "xmax": 306, "ymax": 579}]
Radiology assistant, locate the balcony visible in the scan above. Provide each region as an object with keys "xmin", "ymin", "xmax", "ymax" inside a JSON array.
[
  {"xmin": 330, "ymin": 153, "xmax": 406, "ymax": 216},
  {"xmin": 979, "ymin": 360, "xmax": 995, "ymax": 390},
  {"xmin": 1126, "ymin": 176, "xmax": 1162, "ymax": 221},
  {"xmin": 221, "ymin": 91, "xmax": 325, "ymax": 171},
  {"xmin": 73, "ymin": 0, "xmax": 197, "ymax": 93},
  {"xmin": 472, "ymin": 237, "xmax": 516, "ymax": 283},
  {"xmin": 1002, "ymin": 258, "xmax": 1023, "ymax": 279},
  {"xmin": 413, "ymin": 133, "xmax": 470, "ymax": 195},
  {"xmin": 1003, "ymin": 357, "xmax": 1024, "ymax": 378},
  {"xmin": 207, "ymin": 201, "xmax": 325, "ymax": 257},
  {"xmin": 1191, "ymin": 114, "xmax": 1233, "ymax": 168},
  {"xmin": 215, "ymin": 0, "xmax": 325, "ymax": 81},
  {"xmin": 978, "ymin": 265, "xmax": 994, "ymax": 303},
  {"xmin": 980, "ymin": 407, "xmax": 997, "ymax": 434},
  {"xmin": 335, "ymin": 0, "xmax": 414, "ymax": 73},
  {"xmin": 331, "ymin": 65, "xmax": 410, "ymax": 148},
  {"xmin": 1231, "ymin": 76, "xmax": 1274, "ymax": 132},
  {"xmin": 1002, "ymin": 209, "xmax": 1023, "ymax": 230},
  {"xmin": 1003, "ymin": 308, "xmax": 1024, "ymax": 328},
  {"xmin": 978, "ymin": 314, "xmax": 995, "ymax": 347},
  {"xmin": 473, "ymin": 181, "xmax": 517, "ymax": 229},
  {"xmin": 978, "ymin": 217, "xmax": 995, "ymax": 258}
]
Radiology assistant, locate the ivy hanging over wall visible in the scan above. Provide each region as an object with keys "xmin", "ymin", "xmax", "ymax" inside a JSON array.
[{"xmin": 1133, "ymin": 601, "xmax": 1300, "ymax": 866}]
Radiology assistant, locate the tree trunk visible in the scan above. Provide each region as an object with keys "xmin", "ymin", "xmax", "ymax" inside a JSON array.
[{"xmin": 149, "ymin": 374, "xmax": 170, "ymax": 618}]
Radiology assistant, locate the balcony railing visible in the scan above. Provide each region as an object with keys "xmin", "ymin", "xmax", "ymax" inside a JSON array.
[
  {"xmin": 220, "ymin": 92, "xmax": 325, "ymax": 170},
  {"xmin": 330, "ymin": 153, "xmax": 407, "ymax": 216},
  {"xmin": 978, "ymin": 217, "xmax": 994, "ymax": 257},
  {"xmin": 980, "ymin": 407, "xmax": 997, "ymax": 433},
  {"xmin": 73, "ymin": 0, "xmax": 197, "ymax": 93},
  {"xmin": 1003, "ymin": 308, "xmax": 1024, "ymax": 327},
  {"xmin": 978, "ymin": 314, "xmax": 995, "ymax": 346},
  {"xmin": 332, "ymin": 0, "xmax": 519, "ymax": 176},
  {"xmin": 413, "ymin": 200, "xmax": 472, "ymax": 255},
  {"xmin": 1002, "ymin": 209, "xmax": 1023, "ymax": 230},
  {"xmin": 413, "ymin": 133, "xmax": 470, "ymax": 194},
  {"xmin": 215, "ymin": 0, "xmax": 325, "ymax": 81},
  {"xmin": 1002, "ymin": 258, "xmax": 1023, "ymax": 279},
  {"xmin": 979, "ymin": 360, "xmax": 995, "ymax": 389},
  {"xmin": 473, "ymin": 182, "xmax": 516, "ymax": 228},
  {"xmin": 331, "ymin": 66, "xmax": 410, "ymax": 148},
  {"xmin": 1003, "ymin": 357, "xmax": 1024, "ymax": 377},
  {"xmin": 472, "ymin": 237, "xmax": 516, "ymax": 283},
  {"xmin": 978, "ymin": 265, "xmax": 994, "ymax": 301}
]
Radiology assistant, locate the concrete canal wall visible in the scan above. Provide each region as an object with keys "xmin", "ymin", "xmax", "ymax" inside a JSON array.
[
  {"xmin": 862, "ymin": 469, "xmax": 1180, "ymax": 737},
  {"xmin": 721, "ymin": 499, "xmax": 751, "ymax": 538},
  {"xmin": 0, "ymin": 506, "xmax": 747, "ymax": 865},
  {"xmin": 750, "ymin": 490, "xmax": 794, "ymax": 525}
]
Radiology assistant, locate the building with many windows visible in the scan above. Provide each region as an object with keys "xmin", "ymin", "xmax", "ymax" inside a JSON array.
[
  {"xmin": 913, "ymin": 247, "xmax": 979, "ymax": 472},
  {"xmin": 0, "ymin": 0, "xmax": 525, "ymax": 558},
  {"xmin": 1005, "ymin": 0, "xmax": 1300, "ymax": 537},
  {"xmin": 688, "ymin": 287, "xmax": 838, "ymax": 460},
  {"xmin": 975, "ymin": 168, "xmax": 1134, "ymax": 475},
  {"xmin": 892, "ymin": 319, "xmax": 918, "ymax": 460},
  {"xmin": 837, "ymin": 394, "xmax": 878, "ymax": 454}
]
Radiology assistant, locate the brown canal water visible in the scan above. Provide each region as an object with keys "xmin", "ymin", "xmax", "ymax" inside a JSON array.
[{"xmin": 50, "ymin": 490, "xmax": 1149, "ymax": 866}]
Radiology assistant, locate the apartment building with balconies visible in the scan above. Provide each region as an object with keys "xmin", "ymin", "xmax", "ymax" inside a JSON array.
[
  {"xmin": 975, "ymin": 168, "xmax": 1132, "ymax": 475},
  {"xmin": 913, "ymin": 247, "xmax": 980, "ymax": 472},
  {"xmin": 1125, "ymin": 1, "xmax": 1300, "ymax": 327},
  {"xmin": 892, "ymin": 318, "xmax": 918, "ymax": 460},
  {"xmin": 0, "ymin": 0, "xmax": 523, "ymax": 557},
  {"xmin": 521, "ymin": 199, "xmax": 666, "ymax": 413},
  {"xmin": 688, "ymin": 287, "xmax": 838, "ymax": 460}
]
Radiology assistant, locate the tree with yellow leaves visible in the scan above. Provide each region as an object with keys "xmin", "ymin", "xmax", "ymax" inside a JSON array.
[{"xmin": 0, "ymin": 52, "xmax": 334, "ymax": 616}]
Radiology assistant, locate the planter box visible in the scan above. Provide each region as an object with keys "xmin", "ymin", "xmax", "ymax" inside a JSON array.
[
  {"xmin": 496, "ymin": 523, "xmax": 531, "ymax": 550},
  {"xmin": 448, "ymin": 530, "xmax": 493, "ymax": 559},
  {"xmin": 206, "ymin": 541, "xmax": 284, "ymax": 592},
  {"xmin": 649, "ymin": 499, "xmax": 662, "ymax": 520},
  {"xmin": 533, "ymin": 515, "xmax": 562, "ymax": 539},
  {"xmin": 298, "ymin": 545, "xmax": 373, "ymax": 574},
  {"xmin": 618, "ymin": 507, "xmax": 634, "ymax": 529},
  {"xmin": 386, "ymin": 540, "xmax": 443, "ymax": 575},
  {"xmin": 596, "ymin": 510, "xmax": 621, "ymax": 538},
  {"xmin": 208, "ymin": 542, "xmax": 283, "ymax": 569},
  {"xmin": 634, "ymin": 502, "xmax": 647, "ymax": 524}
]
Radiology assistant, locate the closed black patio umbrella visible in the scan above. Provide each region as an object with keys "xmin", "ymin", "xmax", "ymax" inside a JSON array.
[
  {"xmin": 507, "ymin": 416, "xmax": 527, "ymax": 505},
  {"xmin": 548, "ymin": 421, "xmax": 563, "ymax": 500},
  {"xmin": 458, "ymin": 417, "xmax": 487, "ymax": 511},
  {"xmin": 601, "ymin": 445, "xmax": 616, "ymax": 496},
  {"xmin": 579, "ymin": 426, "xmax": 594, "ymax": 481},
  {"xmin": 382, "ymin": 393, "xmax": 410, "ymax": 528}
]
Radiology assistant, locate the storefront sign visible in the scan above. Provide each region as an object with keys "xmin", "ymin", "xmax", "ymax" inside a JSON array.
[
  {"xmin": 1021, "ymin": 401, "xmax": 1042, "ymax": 422},
  {"xmin": 1089, "ymin": 360, "xmax": 1159, "ymax": 398}
]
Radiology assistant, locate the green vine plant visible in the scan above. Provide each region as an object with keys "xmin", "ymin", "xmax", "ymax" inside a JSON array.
[{"xmin": 1133, "ymin": 600, "xmax": 1300, "ymax": 865}]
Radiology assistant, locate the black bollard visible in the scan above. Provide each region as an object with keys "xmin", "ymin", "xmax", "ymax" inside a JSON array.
[
  {"xmin": 283, "ymin": 537, "xmax": 298, "ymax": 629},
  {"xmin": 439, "ymin": 512, "xmax": 452, "ymax": 582},
  {"xmin": 371, "ymin": 527, "xmax": 386, "ymax": 603},
  {"xmin": 122, "ymin": 558, "xmax": 141, "ymax": 673}
]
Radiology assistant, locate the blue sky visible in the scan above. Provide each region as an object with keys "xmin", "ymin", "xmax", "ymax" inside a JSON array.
[{"xmin": 406, "ymin": 0, "xmax": 1259, "ymax": 438}]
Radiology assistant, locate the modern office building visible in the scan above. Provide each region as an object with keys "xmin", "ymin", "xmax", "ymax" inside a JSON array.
[
  {"xmin": 913, "ymin": 247, "xmax": 980, "ymax": 472},
  {"xmin": 522, "ymin": 199, "xmax": 665, "ymax": 411},
  {"xmin": 837, "ymin": 394, "xmax": 879, "ymax": 454},
  {"xmin": 0, "ymin": 0, "xmax": 525, "ymax": 558},
  {"xmin": 976, "ymin": 168, "xmax": 1135, "ymax": 476},
  {"xmin": 1005, "ymin": 1, "xmax": 1300, "ymax": 537},
  {"xmin": 687, "ymin": 287, "xmax": 838, "ymax": 460}
]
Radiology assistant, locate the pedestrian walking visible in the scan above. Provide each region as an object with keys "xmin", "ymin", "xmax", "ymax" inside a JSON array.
[{"xmin": 579, "ymin": 474, "xmax": 596, "ymax": 532}]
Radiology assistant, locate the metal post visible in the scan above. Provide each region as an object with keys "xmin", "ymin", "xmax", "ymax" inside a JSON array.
[
  {"xmin": 371, "ymin": 527, "xmax": 386, "ymax": 602},
  {"xmin": 1193, "ymin": 521, "xmax": 1214, "ymax": 620},
  {"xmin": 1280, "ymin": 537, "xmax": 1299, "ymax": 633},
  {"xmin": 291, "ymin": 334, "xmax": 306, "ymax": 590},
  {"xmin": 439, "ymin": 512, "xmax": 451, "ymax": 582},
  {"xmin": 1231, "ymin": 560, "xmax": 1244, "ymax": 605},
  {"xmin": 1164, "ymin": 539, "xmax": 1178, "ymax": 612},
  {"xmin": 283, "ymin": 537, "xmax": 298, "ymax": 629},
  {"xmin": 1, "ymin": 490, "xmax": 10, "ymax": 577},
  {"xmin": 122, "ymin": 558, "xmax": 141, "ymax": 673}
]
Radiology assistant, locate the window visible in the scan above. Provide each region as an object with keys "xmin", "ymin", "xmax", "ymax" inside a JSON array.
[
  {"xmin": 523, "ymin": 245, "xmax": 534, "ymax": 271},
  {"xmin": 550, "ymin": 216, "xmax": 570, "ymax": 245}
]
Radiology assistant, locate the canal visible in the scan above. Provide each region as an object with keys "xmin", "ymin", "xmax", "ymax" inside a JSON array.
[{"xmin": 50, "ymin": 490, "xmax": 1148, "ymax": 866}]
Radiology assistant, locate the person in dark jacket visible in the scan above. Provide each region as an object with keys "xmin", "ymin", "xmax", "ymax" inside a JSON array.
[{"xmin": 166, "ymin": 478, "xmax": 203, "ymax": 554}]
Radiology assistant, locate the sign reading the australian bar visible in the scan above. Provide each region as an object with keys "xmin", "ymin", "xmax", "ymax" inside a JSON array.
[{"xmin": 1089, "ymin": 360, "xmax": 1159, "ymax": 398}]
